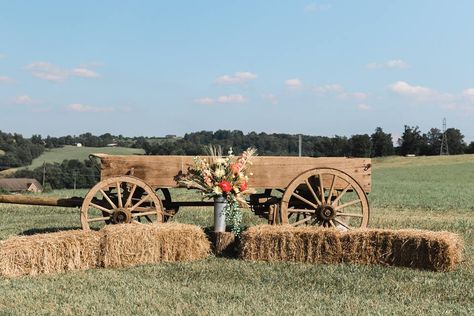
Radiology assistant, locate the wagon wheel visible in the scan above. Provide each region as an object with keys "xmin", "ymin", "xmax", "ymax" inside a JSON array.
[
  {"xmin": 155, "ymin": 188, "xmax": 178, "ymax": 221},
  {"xmin": 80, "ymin": 176, "xmax": 165, "ymax": 230},
  {"xmin": 280, "ymin": 168, "xmax": 369, "ymax": 230}
]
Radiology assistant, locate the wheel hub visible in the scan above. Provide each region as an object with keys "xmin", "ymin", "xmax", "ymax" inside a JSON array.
[
  {"xmin": 112, "ymin": 208, "xmax": 132, "ymax": 224},
  {"xmin": 317, "ymin": 204, "xmax": 336, "ymax": 221}
]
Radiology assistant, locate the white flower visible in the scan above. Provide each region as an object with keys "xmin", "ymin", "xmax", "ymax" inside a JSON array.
[
  {"xmin": 215, "ymin": 158, "xmax": 226, "ymax": 165},
  {"xmin": 215, "ymin": 167, "xmax": 225, "ymax": 178},
  {"xmin": 213, "ymin": 186, "xmax": 223, "ymax": 194}
]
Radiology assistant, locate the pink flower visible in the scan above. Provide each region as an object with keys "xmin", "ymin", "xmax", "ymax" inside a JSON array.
[
  {"xmin": 239, "ymin": 181, "xmax": 248, "ymax": 192},
  {"xmin": 230, "ymin": 163, "xmax": 241, "ymax": 174}
]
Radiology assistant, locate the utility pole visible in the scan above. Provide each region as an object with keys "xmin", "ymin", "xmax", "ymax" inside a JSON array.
[
  {"xmin": 73, "ymin": 170, "xmax": 77, "ymax": 194},
  {"xmin": 42, "ymin": 162, "xmax": 46, "ymax": 188},
  {"xmin": 298, "ymin": 134, "xmax": 302, "ymax": 157},
  {"xmin": 440, "ymin": 118, "xmax": 449, "ymax": 155}
]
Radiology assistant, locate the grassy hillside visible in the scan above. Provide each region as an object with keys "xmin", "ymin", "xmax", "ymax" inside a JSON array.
[
  {"xmin": 27, "ymin": 145, "xmax": 144, "ymax": 169},
  {"xmin": 0, "ymin": 155, "xmax": 473, "ymax": 314}
]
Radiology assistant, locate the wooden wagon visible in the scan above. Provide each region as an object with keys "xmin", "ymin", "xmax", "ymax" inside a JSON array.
[{"xmin": 0, "ymin": 154, "xmax": 371, "ymax": 231}]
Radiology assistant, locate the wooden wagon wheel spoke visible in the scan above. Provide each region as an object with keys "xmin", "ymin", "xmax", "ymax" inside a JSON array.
[
  {"xmin": 291, "ymin": 216, "xmax": 312, "ymax": 226},
  {"xmin": 116, "ymin": 182, "xmax": 123, "ymax": 208},
  {"xmin": 288, "ymin": 209, "xmax": 316, "ymax": 214},
  {"xmin": 131, "ymin": 210, "xmax": 159, "ymax": 217},
  {"xmin": 99, "ymin": 189, "xmax": 117, "ymax": 209},
  {"xmin": 280, "ymin": 168, "xmax": 369, "ymax": 229},
  {"xmin": 337, "ymin": 212, "xmax": 363, "ymax": 218},
  {"xmin": 80, "ymin": 176, "xmax": 164, "ymax": 230},
  {"xmin": 88, "ymin": 216, "xmax": 112, "ymax": 223},
  {"xmin": 331, "ymin": 183, "xmax": 352, "ymax": 206},
  {"xmin": 291, "ymin": 192, "xmax": 319, "ymax": 209},
  {"xmin": 334, "ymin": 199, "xmax": 361, "ymax": 211},
  {"xmin": 326, "ymin": 174, "xmax": 337, "ymax": 204},
  {"xmin": 318, "ymin": 173, "xmax": 325, "ymax": 202},
  {"xmin": 125, "ymin": 184, "xmax": 137, "ymax": 207},
  {"xmin": 333, "ymin": 218, "xmax": 349, "ymax": 230},
  {"xmin": 304, "ymin": 179, "xmax": 322, "ymax": 205},
  {"xmin": 130, "ymin": 195, "xmax": 151, "ymax": 211},
  {"xmin": 89, "ymin": 202, "xmax": 113, "ymax": 214}
]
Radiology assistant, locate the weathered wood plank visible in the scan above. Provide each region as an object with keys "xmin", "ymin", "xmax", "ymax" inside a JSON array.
[{"xmin": 93, "ymin": 154, "xmax": 371, "ymax": 192}]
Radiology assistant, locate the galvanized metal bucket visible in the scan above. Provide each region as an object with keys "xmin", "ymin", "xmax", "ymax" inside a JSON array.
[{"xmin": 214, "ymin": 195, "xmax": 227, "ymax": 232}]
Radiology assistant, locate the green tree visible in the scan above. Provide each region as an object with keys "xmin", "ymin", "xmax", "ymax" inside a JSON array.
[
  {"xmin": 399, "ymin": 126, "xmax": 424, "ymax": 156},
  {"xmin": 349, "ymin": 134, "xmax": 372, "ymax": 157},
  {"xmin": 445, "ymin": 128, "xmax": 466, "ymax": 154},
  {"xmin": 370, "ymin": 127, "xmax": 394, "ymax": 157}
]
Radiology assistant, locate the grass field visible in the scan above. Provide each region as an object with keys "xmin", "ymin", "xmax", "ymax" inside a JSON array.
[{"xmin": 0, "ymin": 155, "xmax": 473, "ymax": 315}]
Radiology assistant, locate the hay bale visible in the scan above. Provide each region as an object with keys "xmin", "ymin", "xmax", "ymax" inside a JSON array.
[
  {"xmin": 240, "ymin": 225, "xmax": 463, "ymax": 271},
  {"xmin": 239, "ymin": 225, "xmax": 342, "ymax": 264},
  {"xmin": 0, "ymin": 230, "xmax": 102, "ymax": 277},
  {"xmin": 102, "ymin": 223, "xmax": 210, "ymax": 268},
  {"xmin": 341, "ymin": 229, "xmax": 464, "ymax": 271}
]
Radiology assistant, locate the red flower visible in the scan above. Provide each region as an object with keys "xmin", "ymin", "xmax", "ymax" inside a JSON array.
[
  {"xmin": 239, "ymin": 181, "xmax": 248, "ymax": 192},
  {"xmin": 219, "ymin": 180, "xmax": 232, "ymax": 193}
]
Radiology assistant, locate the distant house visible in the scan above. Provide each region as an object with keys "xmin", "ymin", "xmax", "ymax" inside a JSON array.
[
  {"xmin": 76, "ymin": 143, "xmax": 83, "ymax": 147},
  {"xmin": 165, "ymin": 134, "xmax": 177, "ymax": 139},
  {"xmin": 106, "ymin": 143, "xmax": 118, "ymax": 147},
  {"xmin": 0, "ymin": 178, "xmax": 43, "ymax": 193}
]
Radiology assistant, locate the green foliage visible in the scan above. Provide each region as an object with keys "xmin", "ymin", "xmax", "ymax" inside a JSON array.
[
  {"xmin": 0, "ymin": 130, "xmax": 45, "ymax": 168},
  {"xmin": 371, "ymin": 127, "xmax": 394, "ymax": 157},
  {"xmin": 11, "ymin": 159, "xmax": 99, "ymax": 190}
]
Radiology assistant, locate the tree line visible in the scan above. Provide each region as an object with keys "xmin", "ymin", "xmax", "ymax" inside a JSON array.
[
  {"xmin": 12, "ymin": 159, "xmax": 99, "ymax": 190},
  {"xmin": 0, "ymin": 131, "xmax": 45, "ymax": 168},
  {"xmin": 143, "ymin": 127, "xmax": 474, "ymax": 157},
  {"xmin": 3, "ymin": 126, "xmax": 473, "ymax": 190}
]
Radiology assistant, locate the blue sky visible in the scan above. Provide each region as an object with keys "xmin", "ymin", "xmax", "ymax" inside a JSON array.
[{"xmin": 1, "ymin": 0, "xmax": 474, "ymax": 142}]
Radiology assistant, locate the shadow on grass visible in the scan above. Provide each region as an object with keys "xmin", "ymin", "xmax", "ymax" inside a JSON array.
[
  {"xmin": 21, "ymin": 226, "xmax": 86, "ymax": 235},
  {"xmin": 204, "ymin": 226, "xmax": 241, "ymax": 259}
]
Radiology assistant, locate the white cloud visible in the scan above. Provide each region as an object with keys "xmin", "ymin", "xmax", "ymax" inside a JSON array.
[
  {"xmin": 25, "ymin": 62, "xmax": 69, "ymax": 82},
  {"xmin": 389, "ymin": 81, "xmax": 435, "ymax": 99},
  {"xmin": 66, "ymin": 103, "xmax": 113, "ymax": 113},
  {"xmin": 71, "ymin": 68, "xmax": 99, "ymax": 78},
  {"xmin": 194, "ymin": 94, "xmax": 247, "ymax": 105},
  {"xmin": 261, "ymin": 94, "xmax": 278, "ymax": 105},
  {"xmin": 194, "ymin": 97, "xmax": 215, "ymax": 105},
  {"xmin": 25, "ymin": 62, "xmax": 99, "ymax": 82},
  {"xmin": 463, "ymin": 88, "xmax": 474, "ymax": 103},
  {"xmin": 304, "ymin": 3, "xmax": 331, "ymax": 12},
  {"xmin": 217, "ymin": 94, "xmax": 247, "ymax": 103},
  {"xmin": 314, "ymin": 84, "xmax": 344, "ymax": 95},
  {"xmin": 285, "ymin": 78, "xmax": 302, "ymax": 88},
  {"xmin": 14, "ymin": 95, "xmax": 34, "ymax": 105},
  {"xmin": 0, "ymin": 75, "xmax": 14, "ymax": 83},
  {"xmin": 357, "ymin": 104, "xmax": 372, "ymax": 111},
  {"xmin": 314, "ymin": 84, "xmax": 367, "ymax": 100},
  {"xmin": 215, "ymin": 72, "xmax": 257, "ymax": 85},
  {"xmin": 367, "ymin": 59, "xmax": 409, "ymax": 69}
]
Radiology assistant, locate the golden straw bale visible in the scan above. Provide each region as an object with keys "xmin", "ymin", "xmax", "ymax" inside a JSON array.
[
  {"xmin": 341, "ymin": 229, "xmax": 464, "ymax": 271},
  {"xmin": 240, "ymin": 225, "xmax": 463, "ymax": 272},
  {"xmin": 239, "ymin": 225, "xmax": 342, "ymax": 264},
  {"xmin": 102, "ymin": 223, "xmax": 211, "ymax": 268},
  {"xmin": 0, "ymin": 230, "xmax": 102, "ymax": 278}
]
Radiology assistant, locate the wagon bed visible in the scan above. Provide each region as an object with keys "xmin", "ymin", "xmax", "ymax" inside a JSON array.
[{"xmin": 95, "ymin": 154, "xmax": 372, "ymax": 192}]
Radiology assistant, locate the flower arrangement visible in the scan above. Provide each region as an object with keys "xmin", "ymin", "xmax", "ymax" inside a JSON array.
[{"xmin": 178, "ymin": 147, "xmax": 257, "ymax": 235}]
